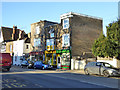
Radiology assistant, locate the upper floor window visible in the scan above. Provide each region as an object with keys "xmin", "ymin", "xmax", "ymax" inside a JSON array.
[
  {"xmin": 62, "ymin": 34, "xmax": 70, "ymax": 47},
  {"xmin": 10, "ymin": 45, "xmax": 12, "ymax": 51},
  {"xmin": 50, "ymin": 33, "xmax": 54, "ymax": 38},
  {"xmin": 63, "ymin": 18, "xmax": 69, "ymax": 29},
  {"xmin": 36, "ymin": 26, "xmax": 40, "ymax": 34},
  {"xmin": 34, "ymin": 38, "xmax": 41, "ymax": 47}
]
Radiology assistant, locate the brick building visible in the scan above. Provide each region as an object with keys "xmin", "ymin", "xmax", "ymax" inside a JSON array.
[
  {"xmin": 30, "ymin": 12, "xmax": 103, "ymax": 69},
  {"xmin": 30, "ymin": 20, "xmax": 58, "ymax": 62}
]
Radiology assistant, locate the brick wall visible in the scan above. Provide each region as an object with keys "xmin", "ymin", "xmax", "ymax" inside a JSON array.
[{"xmin": 70, "ymin": 15, "xmax": 102, "ymax": 56}]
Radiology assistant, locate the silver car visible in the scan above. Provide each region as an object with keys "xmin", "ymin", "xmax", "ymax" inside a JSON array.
[{"xmin": 84, "ymin": 62, "xmax": 120, "ymax": 77}]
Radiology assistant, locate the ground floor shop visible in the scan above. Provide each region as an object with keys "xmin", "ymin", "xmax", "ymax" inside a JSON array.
[
  {"xmin": 45, "ymin": 49, "xmax": 71, "ymax": 69},
  {"xmin": 30, "ymin": 51, "xmax": 44, "ymax": 62}
]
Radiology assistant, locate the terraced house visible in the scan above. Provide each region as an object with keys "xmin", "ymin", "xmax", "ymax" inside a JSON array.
[{"xmin": 30, "ymin": 12, "xmax": 103, "ymax": 69}]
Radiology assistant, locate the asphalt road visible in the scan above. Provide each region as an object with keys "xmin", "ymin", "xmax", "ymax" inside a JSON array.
[{"xmin": 1, "ymin": 66, "xmax": 120, "ymax": 89}]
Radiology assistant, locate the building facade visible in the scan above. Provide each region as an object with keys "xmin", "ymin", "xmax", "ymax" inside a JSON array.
[
  {"xmin": 30, "ymin": 12, "xmax": 103, "ymax": 69},
  {"xmin": 13, "ymin": 37, "xmax": 31, "ymax": 65},
  {"xmin": 30, "ymin": 20, "xmax": 58, "ymax": 62}
]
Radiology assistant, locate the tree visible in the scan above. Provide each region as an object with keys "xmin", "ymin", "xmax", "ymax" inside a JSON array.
[
  {"xmin": 92, "ymin": 32, "xmax": 106, "ymax": 57},
  {"xmin": 92, "ymin": 19, "xmax": 120, "ymax": 60}
]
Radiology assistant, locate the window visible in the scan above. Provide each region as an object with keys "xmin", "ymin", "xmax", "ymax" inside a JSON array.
[
  {"xmin": 50, "ymin": 33, "xmax": 54, "ymax": 38},
  {"xmin": 10, "ymin": 45, "xmax": 12, "ymax": 52},
  {"xmin": 62, "ymin": 34, "xmax": 70, "ymax": 47},
  {"xmin": 36, "ymin": 26, "xmax": 39, "ymax": 34},
  {"xmin": 63, "ymin": 18, "xmax": 69, "ymax": 29},
  {"xmin": 26, "ymin": 45, "xmax": 29, "ymax": 49},
  {"xmin": 34, "ymin": 38, "xmax": 41, "ymax": 47},
  {"xmin": 46, "ymin": 39, "xmax": 54, "ymax": 50}
]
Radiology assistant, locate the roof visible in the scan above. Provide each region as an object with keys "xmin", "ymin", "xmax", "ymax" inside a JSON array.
[
  {"xmin": 24, "ymin": 37, "xmax": 30, "ymax": 43},
  {"xmin": 31, "ymin": 20, "xmax": 58, "ymax": 25},
  {"xmin": 1, "ymin": 26, "xmax": 23, "ymax": 42},
  {"xmin": 60, "ymin": 12, "xmax": 103, "ymax": 20},
  {"xmin": 1, "ymin": 27, "xmax": 14, "ymax": 42}
]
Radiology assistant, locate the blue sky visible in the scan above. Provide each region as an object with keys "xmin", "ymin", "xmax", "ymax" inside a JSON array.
[{"xmin": 2, "ymin": 2, "xmax": 118, "ymax": 35}]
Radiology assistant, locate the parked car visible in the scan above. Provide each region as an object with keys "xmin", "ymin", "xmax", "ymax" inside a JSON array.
[
  {"xmin": 27, "ymin": 61, "xmax": 34, "ymax": 69},
  {"xmin": 84, "ymin": 62, "xmax": 120, "ymax": 77},
  {"xmin": 34, "ymin": 61, "xmax": 48, "ymax": 70},
  {"xmin": 0, "ymin": 53, "xmax": 12, "ymax": 71},
  {"xmin": 21, "ymin": 60, "xmax": 29, "ymax": 68}
]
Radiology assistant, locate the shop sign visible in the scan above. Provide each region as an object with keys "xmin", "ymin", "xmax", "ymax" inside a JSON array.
[
  {"xmin": 45, "ymin": 50, "xmax": 56, "ymax": 54},
  {"xmin": 56, "ymin": 50, "xmax": 70, "ymax": 53}
]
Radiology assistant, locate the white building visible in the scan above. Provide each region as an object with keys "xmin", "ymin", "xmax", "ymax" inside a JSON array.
[{"xmin": 13, "ymin": 38, "xmax": 31, "ymax": 65}]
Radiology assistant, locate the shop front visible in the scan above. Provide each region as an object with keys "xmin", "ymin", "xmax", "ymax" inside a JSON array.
[
  {"xmin": 56, "ymin": 49, "xmax": 71, "ymax": 70},
  {"xmin": 45, "ymin": 50, "xmax": 57, "ymax": 67},
  {"xmin": 30, "ymin": 51, "xmax": 44, "ymax": 62}
]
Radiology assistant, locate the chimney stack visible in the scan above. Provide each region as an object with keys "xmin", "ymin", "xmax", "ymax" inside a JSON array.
[{"xmin": 12, "ymin": 25, "xmax": 17, "ymax": 40}]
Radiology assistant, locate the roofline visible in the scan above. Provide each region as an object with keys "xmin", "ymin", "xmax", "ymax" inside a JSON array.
[
  {"xmin": 31, "ymin": 20, "xmax": 58, "ymax": 25},
  {"xmin": 1, "ymin": 26, "xmax": 24, "ymax": 32},
  {"xmin": 60, "ymin": 12, "xmax": 103, "ymax": 20}
]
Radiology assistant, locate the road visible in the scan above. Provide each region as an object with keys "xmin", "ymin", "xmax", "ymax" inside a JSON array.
[{"xmin": 1, "ymin": 66, "xmax": 120, "ymax": 89}]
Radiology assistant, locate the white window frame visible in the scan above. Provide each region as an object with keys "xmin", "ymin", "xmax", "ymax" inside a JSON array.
[
  {"xmin": 62, "ymin": 34, "xmax": 70, "ymax": 47},
  {"xmin": 50, "ymin": 33, "xmax": 54, "ymax": 38},
  {"xmin": 36, "ymin": 26, "xmax": 40, "ymax": 34},
  {"xmin": 63, "ymin": 18, "xmax": 69, "ymax": 29}
]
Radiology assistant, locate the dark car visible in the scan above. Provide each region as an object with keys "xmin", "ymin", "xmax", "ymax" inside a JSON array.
[
  {"xmin": 84, "ymin": 62, "xmax": 120, "ymax": 77},
  {"xmin": 21, "ymin": 60, "xmax": 29, "ymax": 68},
  {"xmin": 34, "ymin": 61, "xmax": 48, "ymax": 70}
]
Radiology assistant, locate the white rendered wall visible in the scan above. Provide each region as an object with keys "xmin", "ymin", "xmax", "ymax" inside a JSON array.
[{"xmin": 13, "ymin": 40, "xmax": 24, "ymax": 65}]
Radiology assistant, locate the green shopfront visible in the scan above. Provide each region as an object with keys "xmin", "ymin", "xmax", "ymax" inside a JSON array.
[{"xmin": 56, "ymin": 49, "xmax": 71, "ymax": 70}]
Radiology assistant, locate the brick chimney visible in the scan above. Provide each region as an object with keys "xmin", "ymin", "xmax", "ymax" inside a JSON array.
[
  {"xmin": 28, "ymin": 32, "xmax": 31, "ymax": 38},
  {"xmin": 12, "ymin": 25, "xmax": 17, "ymax": 40},
  {"xmin": 19, "ymin": 30, "xmax": 25, "ymax": 39}
]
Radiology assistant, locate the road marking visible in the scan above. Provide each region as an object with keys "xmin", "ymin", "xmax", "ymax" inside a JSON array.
[
  {"xmin": 13, "ymin": 80, "xmax": 17, "ymax": 82},
  {"xmin": 15, "ymin": 83, "xmax": 26, "ymax": 87},
  {"xmin": 4, "ymin": 84, "xmax": 12, "ymax": 88},
  {"xmin": 11, "ymin": 83, "xmax": 18, "ymax": 87},
  {"xmin": 4, "ymin": 79, "xmax": 9, "ymax": 83}
]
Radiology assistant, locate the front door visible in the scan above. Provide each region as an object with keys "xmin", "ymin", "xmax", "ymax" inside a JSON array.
[{"xmin": 57, "ymin": 57, "xmax": 61, "ymax": 69}]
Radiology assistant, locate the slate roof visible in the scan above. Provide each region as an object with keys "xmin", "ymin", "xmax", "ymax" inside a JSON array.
[
  {"xmin": 1, "ymin": 26, "xmax": 26, "ymax": 42},
  {"xmin": 1, "ymin": 26, "xmax": 20, "ymax": 42}
]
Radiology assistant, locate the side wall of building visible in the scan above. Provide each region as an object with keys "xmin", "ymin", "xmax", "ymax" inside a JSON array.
[{"xmin": 70, "ymin": 15, "xmax": 102, "ymax": 56}]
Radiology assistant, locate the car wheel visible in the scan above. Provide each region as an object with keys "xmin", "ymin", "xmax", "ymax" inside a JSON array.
[
  {"xmin": 84, "ymin": 68, "xmax": 89, "ymax": 75},
  {"xmin": 7, "ymin": 68, "xmax": 10, "ymax": 71},
  {"xmin": 42, "ymin": 66, "xmax": 45, "ymax": 70},
  {"xmin": 103, "ymin": 70, "xmax": 110, "ymax": 77}
]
